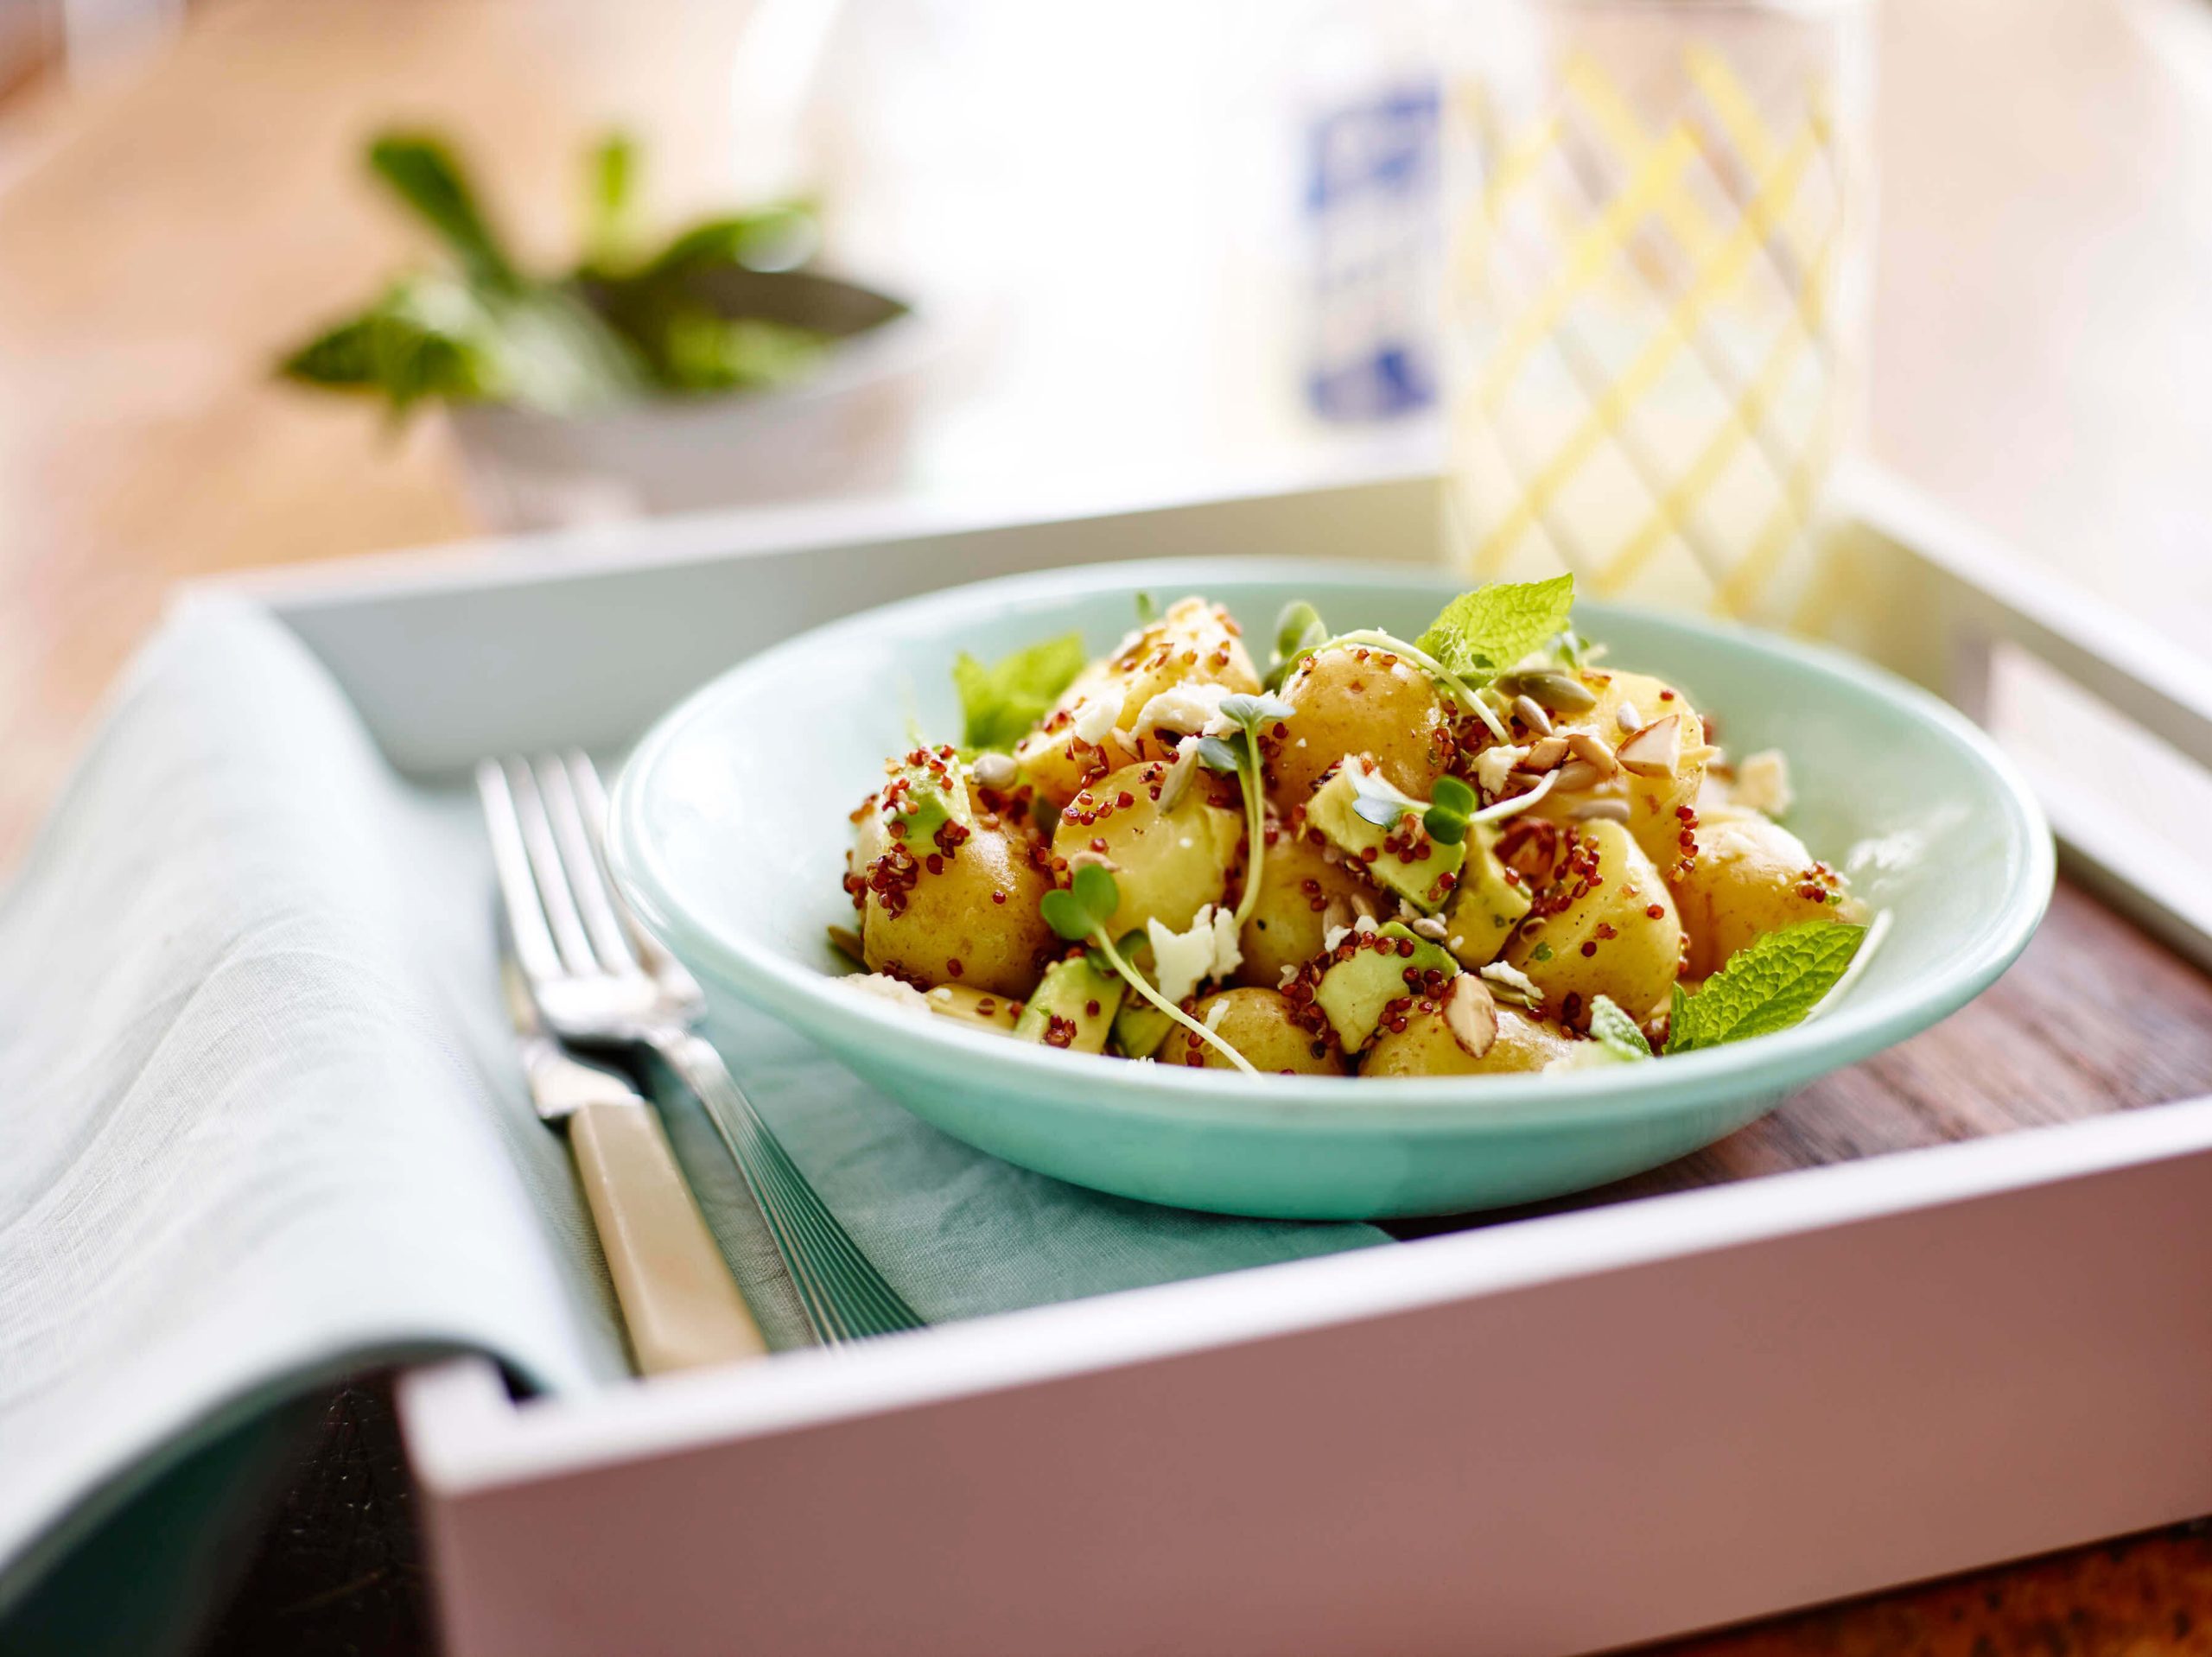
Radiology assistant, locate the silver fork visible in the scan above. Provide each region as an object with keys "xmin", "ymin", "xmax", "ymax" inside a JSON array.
[{"xmin": 478, "ymin": 751, "xmax": 924, "ymax": 1345}]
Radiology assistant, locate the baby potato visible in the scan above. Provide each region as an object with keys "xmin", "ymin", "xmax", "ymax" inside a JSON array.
[
  {"xmin": 1176, "ymin": 987, "xmax": 1347, "ymax": 1074},
  {"xmin": 859, "ymin": 824, "xmax": 1055, "ymax": 998},
  {"xmin": 1669, "ymin": 814, "xmax": 1865, "ymax": 978},
  {"xmin": 1268, "ymin": 645, "xmax": 1453, "ymax": 805},
  {"xmin": 1058, "ymin": 761, "xmax": 1244, "ymax": 936},
  {"xmin": 1504, "ymin": 818, "xmax": 1682, "ymax": 1023},
  {"xmin": 1116, "ymin": 596, "xmax": 1261, "ymax": 746},
  {"xmin": 1362, "ymin": 1004, "xmax": 1578, "ymax": 1077},
  {"xmin": 1235, "ymin": 827, "xmax": 1375, "ymax": 989},
  {"xmin": 1015, "ymin": 598, "xmax": 1259, "ymax": 806}
]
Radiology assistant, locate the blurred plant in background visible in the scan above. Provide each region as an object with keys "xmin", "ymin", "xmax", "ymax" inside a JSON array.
[{"xmin": 279, "ymin": 131, "xmax": 847, "ymax": 415}]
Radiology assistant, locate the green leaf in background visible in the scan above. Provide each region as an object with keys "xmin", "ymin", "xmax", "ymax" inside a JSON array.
[
  {"xmin": 1414, "ymin": 575, "xmax": 1578, "ymax": 682},
  {"xmin": 282, "ymin": 128, "xmax": 850, "ymax": 417},
  {"xmin": 582, "ymin": 130, "xmax": 639, "ymax": 270},
  {"xmin": 641, "ymin": 204, "xmax": 819, "ymax": 281},
  {"xmin": 367, "ymin": 134, "xmax": 522, "ymax": 294},
  {"xmin": 952, "ymin": 635, "xmax": 1087, "ymax": 753},
  {"xmin": 1666, "ymin": 921, "xmax": 1868, "ymax": 1053},
  {"xmin": 655, "ymin": 311, "xmax": 828, "ymax": 394}
]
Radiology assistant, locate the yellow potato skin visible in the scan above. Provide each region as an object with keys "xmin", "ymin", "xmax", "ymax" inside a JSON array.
[
  {"xmin": 1669, "ymin": 814, "xmax": 1864, "ymax": 978},
  {"xmin": 1234, "ymin": 828, "xmax": 1375, "ymax": 989},
  {"xmin": 1057, "ymin": 762, "xmax": 1244, "ymax": 936},
  {"xmin": 858, "ymin": 824, "xmax": 1055, "ymax": 998},
  {"xmin": 1014, "ymin": 599, "xmax": 1258, "ymax": 805},
  {"xmin": 1116, "ymin": 598, "xmax": 1261, "ymax": 752},
  {"xmin": 1361, "ymin": 1005, "xmax": 1579, "ymax": 1077},
  {"xmin": 1504, "ymin": 819, "xmax": 1683, "ymax": 1022},
  {"xmin": 1532, "ymin": 669, "xmax": 1706, "ymax": 873},
  {"xmin": 1268, "ymin": 647, "xmax": 1452, "ymax": 805},
  {"xmin": 1177, "ymin": 988, "xmax": 1347, "ymax": 1075}
]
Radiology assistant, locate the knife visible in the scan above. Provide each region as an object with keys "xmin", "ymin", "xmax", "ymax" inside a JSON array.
[{"xmin": 502, "ymin": 952, "xmax": 767, "ymax": 1374}]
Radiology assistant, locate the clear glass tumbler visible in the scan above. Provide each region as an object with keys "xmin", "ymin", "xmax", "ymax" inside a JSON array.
[{"xmin": 1442, "ymin": 0, "xmax": 1873, "ymax": 622}]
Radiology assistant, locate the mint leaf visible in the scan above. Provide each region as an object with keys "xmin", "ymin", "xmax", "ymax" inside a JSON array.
[
  {"xmin": 1587, "ymin": 995, "xmax": 1652, "ymax": 1062},
  {"xmin": 952, "ymin": 635, "xmax": 1086, "ymax": 752},
  {"xmin": 1413, "ymin": 575, "xmax": 1577, "ymax": 682},
  {"xmin": 1666, "ymin": 922, "xmax": 1868, "ymax": 1053}
]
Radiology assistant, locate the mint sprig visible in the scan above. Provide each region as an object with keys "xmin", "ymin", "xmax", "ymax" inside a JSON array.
[
  {"xmin": 1666, "ymin": 922, "xmax": 1869, "ymax": 1053},
  {"xmin": 1587, "ymin": 995, "xmax": 1652, "ymax": 1062},
  {"xmin": 953, "ymin": 634, "xmax": 1086, "ymax": 753},
  {"xmin": 1413, "ymin": 575, "xmax": 1577, "ymax": 682},
  {"xmin": 1040, "ymin": 867, "xmax": 1255, "ymax": 1072}
]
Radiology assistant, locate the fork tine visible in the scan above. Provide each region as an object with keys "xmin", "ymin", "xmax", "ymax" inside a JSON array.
[
  {"xmin": 565, "ymin": 750, "xmax": 696, "ymax": 990},
  {"xmin": 504, "ymin": 757, "xmax": 600, "ymax": 976},
  {"xmin": 535, "ymin": 753, "xmax": 640, "ymax": 975},
  {"xmin": 477, "ymin": 759, "xmax": 567, "ymax": 985}
]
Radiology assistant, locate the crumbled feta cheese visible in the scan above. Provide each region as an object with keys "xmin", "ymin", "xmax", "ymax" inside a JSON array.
[
  {"xmin": 842, "ymin": 974, "xmax": 932, "ymax": 1016},
  {"xmin": 1322, "ymin": 923, "xmax": 1350, "ymax": 952},
  {"xmin": 1352, "ymin": 911, "xmax": 1377, "ymax": 934},
  {"xmin": 1477, "ymin": 744, "xmax": 1526, "ymax": 797},
  {"xmin": 1071, "ymin": 695, "xmax": 1119, "ymax": 746},
  {"xmin": 1146, "ymin": 904, "xmax": 1243, "ymax": 1003},
  {"xmin": 1204, "ymin": 999, "xmax": 1230, "ymax": 1032},
  {"xmin": 1479, "ymin": 962, "xmax": 1542, "ymax": 1002},
  {"xmin": 1732, "ymin": 749, "xmax": 1794, "ymax": 817},
  {"xmin": 1277, "ymin": 964, "xmax": 1299, "ymax": 989},
  {"xmin": 1137, "ymin": 680, "xmax": 1234, "ymax": 736}
]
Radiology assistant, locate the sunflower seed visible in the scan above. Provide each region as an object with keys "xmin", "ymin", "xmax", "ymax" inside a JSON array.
[
  {"xmin": 1615, "ymin": 702, "xmax": 1642, "ymax": 733},
  {"xmin": 1512, "ymin": 695, "xmax": 1553, "ymax": 737},
  {"xmin": 970, "ymin": 752, "xmax": 1019, "ymax": 789},
  {"xmin": 1552, "ymin": 759, "xmax": 1605, "ymax": 792},
  {"xmin": 1569, "ymin": 798, "xmax": 1630, "ymax": 822}
]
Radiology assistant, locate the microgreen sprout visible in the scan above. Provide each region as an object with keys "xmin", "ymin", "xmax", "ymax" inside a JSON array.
[
  {"xmin": 1422, "ymin": 776, "xmax": 1478, "ymax": 846},
  {"xmin": 1135, "ymin": 590, "xmax": 1160, "ymax": 625},
  {"xmin": 1203, "ymin": 690, "xmax": 1294, "ymax": 930},
  {"xmin": 1040, "ymin": 866, "xmax": 1256, "ymax": 1073}
]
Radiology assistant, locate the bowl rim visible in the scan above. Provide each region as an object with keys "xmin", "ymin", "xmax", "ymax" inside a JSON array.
[{"xmin": 607, "ymin": 556, "xmax": 2055, "ymax": 1133}]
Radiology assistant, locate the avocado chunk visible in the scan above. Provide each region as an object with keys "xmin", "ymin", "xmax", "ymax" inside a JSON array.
[
  {"xmin": 1013, "ymin": 957, "xmax": 1123, "ymax": 1053},
  {"xmin": 880, "ymin": 747, "xmax": 973, "ymax": 844},
  {"xmin": 922, "ymin": 982, "xmax": 1022, "ymax": 1035},
  {"xmin": 1306, "ymin": 758, "xmax": 1465, "ymax": 913},
  {"xmin": 1313, "ymin": 922, "xmax": 1459, "ymax": 1051},
  {"xmin": 1442, "ymin": 827, "xmax": 1531, "ymax": 968},
  {"xmin": 1111, "ymin": 998, "xmax": 1175, "ymax": 1059}
]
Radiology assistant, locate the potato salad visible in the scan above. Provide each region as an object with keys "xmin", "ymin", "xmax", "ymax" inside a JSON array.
[{"xmin": 835, "ymin": 581, "xmax": 1872, "ymax": 1078}]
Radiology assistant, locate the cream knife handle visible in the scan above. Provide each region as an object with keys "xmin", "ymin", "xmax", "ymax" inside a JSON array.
[{"xmin": 569, "ymin": 1099, "xmax": 769, "ymax": 1374}]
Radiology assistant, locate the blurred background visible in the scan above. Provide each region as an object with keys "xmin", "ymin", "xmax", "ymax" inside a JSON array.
[{"xmin": 3, "ymin": 0, "xmax": 2209, "ymax": 872}]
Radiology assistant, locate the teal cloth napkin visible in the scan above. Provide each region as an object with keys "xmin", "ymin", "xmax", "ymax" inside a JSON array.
[{"xmin": 0, "ymin": 599, "xmax": 1382, "ymax": 1650}]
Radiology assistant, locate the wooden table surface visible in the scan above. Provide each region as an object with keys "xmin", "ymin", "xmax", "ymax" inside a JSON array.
[{"xmin": 5, "ymin": 0, "xmax": 2212, "ymax": 1653}]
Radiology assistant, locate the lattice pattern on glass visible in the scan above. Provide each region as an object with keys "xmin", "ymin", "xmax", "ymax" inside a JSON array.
[{"xmin": 1445, "ymin": 2, "xmax": 1872, "ymax": 622}]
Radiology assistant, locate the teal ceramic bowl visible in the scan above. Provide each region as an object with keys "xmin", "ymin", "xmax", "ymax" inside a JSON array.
[{"xmin": 607, "ymin": 561, "xmax": 2053, "ymax": 1219}]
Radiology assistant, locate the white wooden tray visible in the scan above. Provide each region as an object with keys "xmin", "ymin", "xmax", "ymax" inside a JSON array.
[{"xmin": 218, "ymin": 464, "xmax": 2212, "ymax": 1657}]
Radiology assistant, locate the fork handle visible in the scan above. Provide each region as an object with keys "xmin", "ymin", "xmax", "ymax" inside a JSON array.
[{"xmin": 569, "ymin": 1099, "xmax": 768, "ymax": 1374}]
